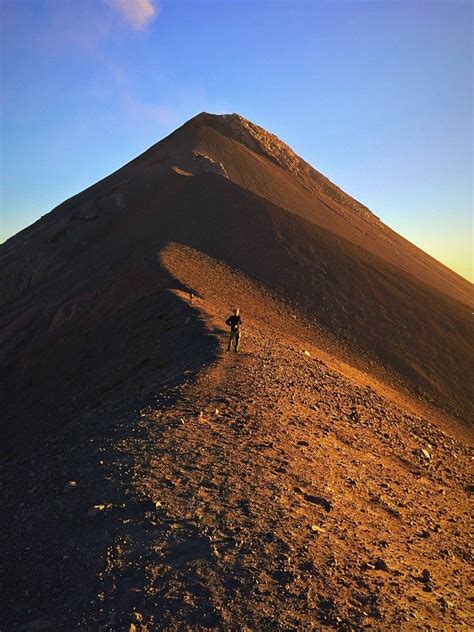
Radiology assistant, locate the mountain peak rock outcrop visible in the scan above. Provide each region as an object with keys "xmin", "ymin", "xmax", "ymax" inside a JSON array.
[{"xmin": 185, "ymin": 111, "xmax": 377, "ymax": 220}]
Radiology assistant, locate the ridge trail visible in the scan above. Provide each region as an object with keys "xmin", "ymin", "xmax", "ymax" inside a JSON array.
[
  {"xmin": 96, "ymin": 306, "xmax": 337, "ymax": 629},
  {"xmin": 1, "ymin": 244, "xmax": 471, "ymax": 630},
  {"xmin": 91, "ymin": 247, "xmax": 472, "ymax": 630}
]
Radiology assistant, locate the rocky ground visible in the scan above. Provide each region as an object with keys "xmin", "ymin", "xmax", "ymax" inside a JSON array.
[{"xmin": 1, "ymin": 245, "xmax": 472, "ymax": 630}]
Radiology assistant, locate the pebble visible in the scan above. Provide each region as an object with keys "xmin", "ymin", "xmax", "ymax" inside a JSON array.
[
  {"xmin": 421, "ymin": 569, "xmax": 431, "ymax": 583},
  {"xmin": 374, "ymin": 558, "xmax": 389, "ymax": 571}
]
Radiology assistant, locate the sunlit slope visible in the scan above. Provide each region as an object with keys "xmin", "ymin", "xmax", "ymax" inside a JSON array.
[
  {"xmin": 1, "ymin": 167, "xmax": 472, "ymax": 433},
  {"xmin": 0, "ymin": 113, "xmax": 472, "ymax": 456},
  {"xmin": 140, "ymin": 112, "xmax": 472, "ymax": 306}
]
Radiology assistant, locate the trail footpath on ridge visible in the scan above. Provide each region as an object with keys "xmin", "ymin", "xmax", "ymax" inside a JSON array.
[
  {"xmin": 96, "ymin": 247, "xmax": 473, "ymax": 630},
  {"xmin": 1, "ymin": 245, "xmax": 472, "ymax": 631}
]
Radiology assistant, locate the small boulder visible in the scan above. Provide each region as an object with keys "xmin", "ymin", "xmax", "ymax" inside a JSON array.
[
  {"xmin": 438, "ymin": 597, "xmax": 454, "ymax": 609},
  {"xmin": 349, "ymin": 408, "xmax": 361, "ymax": 422},
  {"xmin": 304, "ymin": 493, "xmax": 332, "ymax": 512},
  {"xmin": 374, "ymin": 558, "xmax": 389, "ymax": 571},
  {"xmin": 421, "ymin": 569, "xmax": 431, "ymax": 583},
  {"xmin": 318, "ymin": 597, "xmax": 335, "ymax": 611}
]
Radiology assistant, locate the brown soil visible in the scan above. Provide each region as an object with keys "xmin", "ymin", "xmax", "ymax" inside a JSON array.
[
  {"xmin": 1, "ymin": 245, "xmax": 472, "ymax": 630},
  {"xmin": 1, "ymin": 115, "xmax": 472, "ymax": 444},
  {"xmin": 1, "ymin": 113, "xmax": 472, "ymax": 630}
]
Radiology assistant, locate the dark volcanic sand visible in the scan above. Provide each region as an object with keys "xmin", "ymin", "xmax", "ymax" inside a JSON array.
[
  {"xmin": 1, "ymin": 245, "xmax": 472, "ymax": 630},
  {"xmin": 1, "ymin": 113, "xmax": 472, "ymax": 630}
]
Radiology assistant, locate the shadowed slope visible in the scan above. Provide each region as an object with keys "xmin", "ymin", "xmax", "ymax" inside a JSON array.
[
  {"xmin": 1, "ymin": 113, "xmax": 473, "ymax": 630},
  {"xmin": 2, "ymin": 244, "xmax": 471, "ymax": 630},
  {"xmin": 0, "ymin": 112, "xmax": 472, "ymax": 458},
  {"xmin": 150, "ymin": 174, "xmax": 472, "ymax": 419},
  {"xmin": 1, "ymin": 174, "xmax": 472, "ymax": 458},
  {"xmin": 136, "ymin": 112, "xmax": 472, "ymax": 306}
]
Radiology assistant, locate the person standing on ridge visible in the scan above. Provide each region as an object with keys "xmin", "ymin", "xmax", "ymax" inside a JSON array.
[{"xmin": 226, "ymin": 308, "xmax": 242, "ymax": 353}]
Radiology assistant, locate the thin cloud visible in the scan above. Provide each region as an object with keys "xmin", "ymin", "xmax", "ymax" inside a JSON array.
[
  {"xmin": 105, "ymin": 0, "xmax": 159, "ymax": 30},
  {"xmin": 123, "ymin": 94, "xmax": 176, "ymax": 126}
]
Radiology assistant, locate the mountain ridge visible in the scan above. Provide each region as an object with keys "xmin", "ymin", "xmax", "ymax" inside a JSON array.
[
  {"xmin": 188, "ymin": 112, "xmax": 377, "ymax": 219},
  {"xmin": 3, "ymin": 112, "xmax": 470, "ymax": 300},
  {"xmin": 0, "ymin": 112, "xmax": 472, "ymax": 434},
  {"xmin": 1, "ymin": 112, "xmax": 472, "ymax": 630},
  {"xmin": 127, "ymin": 111, "xmax": 471, "ymax": 306}
]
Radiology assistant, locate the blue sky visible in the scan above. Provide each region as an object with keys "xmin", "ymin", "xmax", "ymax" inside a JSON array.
[{"xmin": 1, "ymin": 0, "xmax": 472, "ymax": 280}]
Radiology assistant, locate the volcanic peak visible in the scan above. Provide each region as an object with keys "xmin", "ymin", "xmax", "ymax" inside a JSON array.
[
  {"xmin": 188, "ymin": 112, "xmax": 376, "ymax": 220},
  {"xmin": 191, "ymin": 111, "xmax": 312, "ymax": 178}
]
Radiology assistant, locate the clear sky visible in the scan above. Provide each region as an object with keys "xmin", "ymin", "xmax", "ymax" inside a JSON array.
[{"xmin": 1, "ymin": 0, "xmax": 472, "ymax": 280}]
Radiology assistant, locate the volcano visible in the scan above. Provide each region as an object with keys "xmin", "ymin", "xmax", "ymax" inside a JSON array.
[{"xmin": 1, "ymin": 113, "xmax": 472, "ymax": 629}]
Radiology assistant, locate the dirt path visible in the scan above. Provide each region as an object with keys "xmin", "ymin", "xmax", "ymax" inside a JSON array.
[
  {"xmin": 91, "ymin": 276, "xmax": 472, "ymax": 630},
  {"xmin": 2, "ymin": 245, "xmax": 472, "ymax": 631}
]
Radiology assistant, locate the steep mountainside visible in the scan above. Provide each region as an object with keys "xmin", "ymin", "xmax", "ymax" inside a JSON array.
[
  {"xmin": 130, "ymin": 113, "xmax": 472, "ymax": 306},
  {"xmin": 0, "ymin": 112, "xmax": 472, "ymax": 455},
  {"xmin": 1, "ymin": 244, "xmax": 472, "ymax": 630},
  {"xmin": 1, "ymin": 111, "xmax": 472, "ymax": 629}
]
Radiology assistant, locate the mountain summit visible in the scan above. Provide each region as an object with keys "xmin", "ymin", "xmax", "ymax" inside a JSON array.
[
  {"xmin": 136, "ymin": 111, "xmax": 378, "ymax": 221},
  {"xmin": 1, "ymin": 111, "xmax": 471, "ymax": 437},
  {"xmin": 1, "ymin": 113, "xmax": 472, "ymax": 629}
]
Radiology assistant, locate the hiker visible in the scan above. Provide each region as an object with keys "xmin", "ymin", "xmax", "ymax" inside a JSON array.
[{"xmin": 226, "ymin": 308, "xmax": 242, "ymax": 352}]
